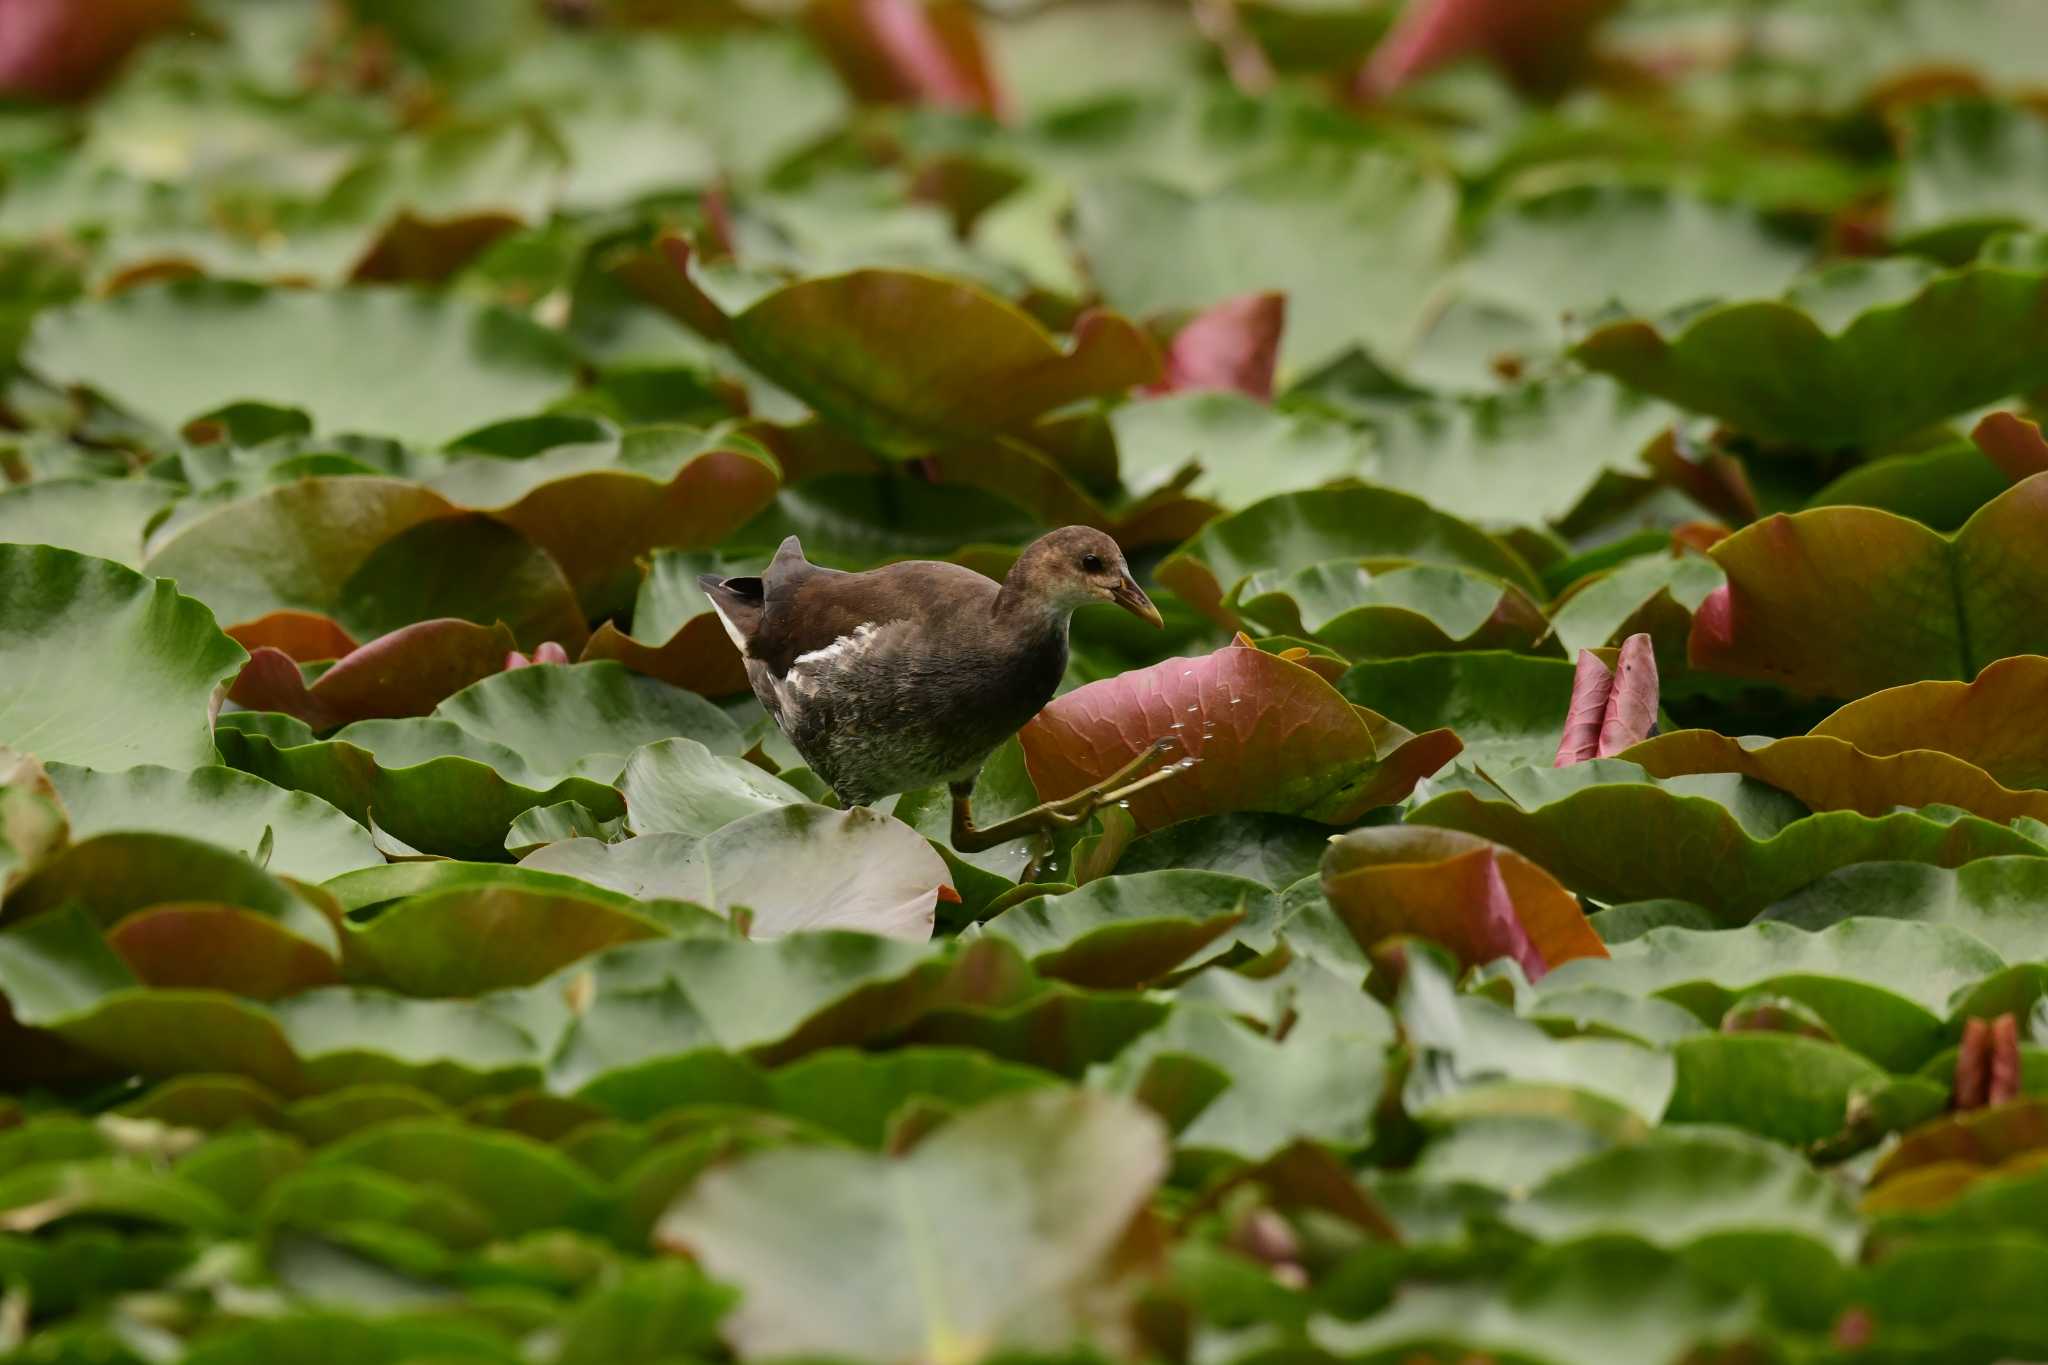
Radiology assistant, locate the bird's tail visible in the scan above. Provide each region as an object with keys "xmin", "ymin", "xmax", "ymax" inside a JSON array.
[{"xmin": 699, "ymin": 573, "xmax": 764, "ymax": 654}]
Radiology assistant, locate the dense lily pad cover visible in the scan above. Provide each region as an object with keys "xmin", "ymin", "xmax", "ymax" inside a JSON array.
[{"xmin": 8, "ymin": 1, "xmax": 2048, "ymax": 1362}]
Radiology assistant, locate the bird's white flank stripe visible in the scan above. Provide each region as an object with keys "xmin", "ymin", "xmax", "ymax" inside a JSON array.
[
  {"xmin": 707, "ymin": 598, "xmax": 749, "ymax": 653},
  {"xmin": 779, "ymin": 621, "xmax": 887, "ymax": 704}
]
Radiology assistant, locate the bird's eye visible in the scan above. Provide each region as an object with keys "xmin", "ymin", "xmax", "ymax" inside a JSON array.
[{"xmin": 1080, "ymin": 553, "xmax": 1104, "ymax": 573}]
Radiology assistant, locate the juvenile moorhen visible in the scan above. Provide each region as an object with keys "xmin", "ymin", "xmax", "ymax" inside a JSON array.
[{"xmin": 700, "ymin": 526, "xmax": 1174, "ymax": 851}]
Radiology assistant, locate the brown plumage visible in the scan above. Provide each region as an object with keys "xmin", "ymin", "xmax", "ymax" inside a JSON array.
[{"xmin": 701, "ymin": 527, "xmax": 1163, "ymax": 826}]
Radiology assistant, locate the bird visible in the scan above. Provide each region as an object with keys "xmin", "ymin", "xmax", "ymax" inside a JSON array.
[{"xmin": 699, "ymin": 526, "xmax": 1175, "ymax": 853}]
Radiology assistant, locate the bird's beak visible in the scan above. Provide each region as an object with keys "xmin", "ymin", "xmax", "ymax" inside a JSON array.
[{"xmin": 1112, "ymin": 571, "xmax": 1163, "ymax": 628}]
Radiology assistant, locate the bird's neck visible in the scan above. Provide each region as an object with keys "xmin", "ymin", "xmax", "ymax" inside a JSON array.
[{"xmin": 992, "ymin": 583, "xmax": 1071, "ymax": 641}]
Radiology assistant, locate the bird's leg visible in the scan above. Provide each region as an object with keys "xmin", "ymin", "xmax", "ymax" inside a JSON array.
[{"xmin": 949, "ymin": 739, "xmax": 1179, "ymax": 855}]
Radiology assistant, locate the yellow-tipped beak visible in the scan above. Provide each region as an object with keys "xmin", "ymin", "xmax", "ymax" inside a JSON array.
[{"xmin": 1113, "ymin": 572, "xmax": 1163, "ymax": 628}]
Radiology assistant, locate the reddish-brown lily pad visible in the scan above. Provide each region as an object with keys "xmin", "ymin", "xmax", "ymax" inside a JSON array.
[
  {"xmin": 1688, "ymin": 473, "xmax": 2048, "ymax": 698},
  {"xmin": 1018, "ymin": 637, "xmax": 1461, "ymax": 832},
  {"xmin": 224, "ymin": 611, "xmax": 360, "ymax": 664},
  {"xmin": 107, "ymin": 904, "xmax": 342, "ymax": 1001},
  {"xmin": 619, "ymin": 236, "xmax": 1159, "ymax": 456},
  {"xmin": 807, "ymin": 0, "xmax": 1005, "ymax": 115},
  {"xmin": 1321, "ymin": 826, "xmax": 1607, "ymax": 980},
  {"xmin": 430, "ymin": 430, "xmax": 781, "ymax": 617},
  {"xmin": 1809, "ymin": 654, "xmax": 2048, "ymax": 791},
  {"xmin": 143, "ymin": 479, "xmax": 587, "ymax": 653},
  {"xmin": 228, "ymin": 619, "xmax": 519, "ymax": 731},
  {"xmin": 1144, "ymin": 292, "xmax": 1285, "ymax": 400},
  {"xmin": 581, "ymin": 617, "xmax": 751, "ymax": 698},
  {"xmin": 1623, "ymin": 730, "xmax": 2048, "ymax": 825},
  {"xmin": 1638, "ymin": 736, "xmax": 2048, "ymax": 822},
  {"xmin": 1971, "ymin": 410, "xmax": 2048, "ymax": 483}
]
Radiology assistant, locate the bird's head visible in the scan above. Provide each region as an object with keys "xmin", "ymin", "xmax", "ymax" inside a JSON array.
[{"xmin": 1005, "ymin": 526, "xmax": 1162, "ymax": 628}]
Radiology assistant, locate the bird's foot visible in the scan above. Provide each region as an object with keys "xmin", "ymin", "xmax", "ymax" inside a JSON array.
[{"xmin": 950, "ymin": 738, "xmax": 1180, "ymax": 857}]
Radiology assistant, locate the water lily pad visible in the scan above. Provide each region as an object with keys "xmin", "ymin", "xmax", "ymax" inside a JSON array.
[
  {"xmin": 1663, "ymin": 1032, "xmax": 1888, "ymax": 1146},
  {"xmin": 141, "ymin": 478, "xmax": 586, "ymax": 650},
  {"xmin": 1312, "ymin": 1237, "xmax": 1759, "ymax": 1365},
  {"xmin": 1019, "ymin": 638, "xmax": 1461, "ymax": 832},
  {"xmin": 578, "ymin": 548, "xmax": 761, "ymax": 696},
  {"xmin": 615, "ymin": 737, "xmax": 805, "ymax": 837},
  {"xmin": 1761, "ymin": 857, "xmax": 2048, "ymax": 964},
  {"xmin": 1360, "ymin": 376, "xmax": 1677, "ymax": 528},
  {"xmin": 0, "ymin": 545, "xmax": 246, "ymax": 772},
  {"xmin": 523, "ymin": 805, "xmax": 952, "ymax": 941},
  {"xmin": 25, "ymin": 281, "xmax": 580, "ymax": 445},
  {"xmin": 1536, "ymin": 919, "xmax": 2003, "ymax": 1071},
  {"xmin": 1074, "ymin": 152, "xmax": 1457, "ymax": 381},
  {"xmin": 430, "ymin": 662, "xmax": 741, "ymax": 782},
  {"xmin": 1409, "ymin": 185, "xmax": 1812, "ymax": 390},
  {"xmin": 1624, "ymin": 730, "xmax": 2048, "ymax": 825},
  {"xmin": 976, "ymin": 870, "xmax": 1265, "ymax": 987},
  {"xmin": 427, "ymin": 426, "xmax": 781, "ymax": 616},
  {"xmin": 0, "ymin": 477, "xmax": 179, "ymax": 566},
  {"xmin": 1235, "ymin": 560, "xmax": 1551, "ymax": 661},
  {"xmin": 1156, "ymin": 485, "xmax": 1539, "ymax": 629},
  {"xmin": 1322, "ymin": 826, "xmax": 1607, "ymax": 981},
  {"xmin": 623, "ymin": 237, "xmax": 1158, "ymax": 457},
  {"xmin": 1810, "ymin": 653, "xmax": 2048, "ymax": 789},
  {"xmin": 215, "ymin": 715, "xmax": 627, "ymax": 863},
  {"xmin": 343, "ymin": 884, "xmax": 697, "ymax": 997},
  {"xmin": 1336, "ymin": 652, "xmax": 1582, "ymax": 771},
  {"xmin": 1410, "ymin": 760, "xmax": 2048, "ymax": 920},
  {"xmin": 1574, "ymin": 255, "xmax": 2048, "ymax": 448},
  {"xmin": 1688, "ymin": 474, "xmax": 2048, "ymax": 697},
  {"xmin": 656, "ymin": 1089, "xmax": 1167, "ymax": 1360},
  {"xmin": 1894, "ymin": 100, "xmax": 2048, "ymax": 260},
  {"xmin": 45, "ymin": 762, "xmax": 379, "ymax": 882}
]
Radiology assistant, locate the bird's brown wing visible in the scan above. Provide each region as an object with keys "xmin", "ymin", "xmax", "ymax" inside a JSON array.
[{"xmin": 753, "ymin": 553, "xmax": 999, "ymax": 676}]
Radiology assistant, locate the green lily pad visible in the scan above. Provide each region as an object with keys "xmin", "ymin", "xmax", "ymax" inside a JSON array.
[
  {"xmin": 1574, "ymin": 254, "xmax": 2048, "ymax": 448},
  {"xmin": 0, "ymin": 545, "xmax": 246, "ymax": 771},
  {"xmin": 1408, "ymin": 185, "xmax": 1812, "ymax": 391},
  {"xmin": 1761, "ymin": 857, "xmax": 2048, "ymax": 964},
  {"xmin": 1105, "ymin": 390, "xmax": 1372, "ymax": 508},
  {"xmin": 1074, "ymin": 152, "xmax": 1457, "ymax": 382},
  {"xmin": 0, "ymin": 477, "xmax": 179, "ymax": 566},
  {"xmin": 615, "ymin": 737, "xmax": 806, "ymax": 838},
  {"xmin": 1107, "ymin": 1000, "xmax": 1389, "ymax": 1163},
  {"xmin": 523, "ymin": 805, "xmax": 952, "ymax": 940},
  {"xmin": 1336, "ymin": 652, "xmax": 1582, "ymax": 771},
  {"xmin": 1551, "ymin": 550, "xmax": 1724, "ymax": 660},
  {"xmin": 142, "ymin": 478, "xmax": 586, "ymax": 650},
  {"xmin": 1359, "ymin": 376, "xmax": 1677, "ymax": 528},
  {"xmin": 25, "ymin": 281, "xmax": 580, "ymax": 445},
  {"xmin": 1156, "ymin": 485, "xmax": 1539, "ymax": 628},
  {"xmin": 1535, "ymin": 919, "xmax": 2003, "ymax": 1071},
  {"xmin": 430, "ymin": 662, "xmax": 741, "ymax": 782},
  {"xmin": 1503, "ymin": 1125, "xmax": 1859, "ymax": 1261},
  {"xmin": 1894, "ymin": 100, "xmax": 2048, "ymax": 261},
  {"xmin": 1398, "ymin": 951, "xmax": 1675, "ymax": 1127},
  {"xmin": 343, "ymin": 884, "xmax": 703, "ymax": 997},
  {"xmin": 1663, "ymin": 1032, "xmax": 1889, "ymax": 1146},
  {"xmin": 1410, "ymin": 759, "xmax": 2048, "ymax": 921},
  {"xmin": 46, "ymin": 762, "xmax": 380, "ymax": 883},
  {"xmin": 977, "ymin": 870, "xmax": 1266, "ymax": 987},
  {"xmin": 1235, "ymin": 561, "xmax": 1552, "ymax": 661},
  {"xmin": 216, "ymin": 713, "xmax": 627, "ymax": 863},
  {"xmin": 546, "ymin": 934, "xmax": 1024, "ymax": 1097},
  {"xmin": 655, "ymin": 1089, "xmax": 1167, "ymax": 1360}
]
